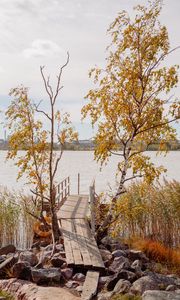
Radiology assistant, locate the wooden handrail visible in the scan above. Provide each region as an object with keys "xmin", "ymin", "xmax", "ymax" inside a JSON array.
[
  {"xmin": 56, "ymin": 176, "xmax": 70, "ymax": 208},
  {"xmin": 89, "ymin": 179, "xmax": 96, "ymax": 235}
]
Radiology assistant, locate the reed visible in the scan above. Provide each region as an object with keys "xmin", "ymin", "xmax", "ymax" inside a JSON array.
[
  {"xmin": 112, "ymin": 180, "xmax": 180, "ymax": 249},
  {"xmin": 0, "ymin": 187, "xmax": 34, "ymax": 249}
]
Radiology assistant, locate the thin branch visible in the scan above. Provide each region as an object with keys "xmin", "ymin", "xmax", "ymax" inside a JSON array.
[
  {"xmin": 30, "ymin": 189, "xmax": 50, "ymax": 202},
  {"xmin": 110, "ymin": 150, "xmax": 124, "ymax": 157},
  {"xmin": 34, "ymin": 101, "xmax": 52, "ymax": 121},
  {"xmin": 40, "ymin": 66, "xmax": 53, "ymax": 102},
  {"xmin": 53, "ymin": 52, "xmax": 70, "ymax": 105},
  {"xmin": 52, "ymin": 149, "xmax": 63, "ymax": 179},
  {"xmin": 124, "ymin": 174, "xmax": 143, "ymax": 183},
  {"xmin": 137, "ymin": 117, "xmax": 179, "ymax": 135}
]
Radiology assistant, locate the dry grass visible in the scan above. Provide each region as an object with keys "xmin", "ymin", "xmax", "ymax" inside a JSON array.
[
  {"xmin": 112, "ymin": 180, "xmax": 180, "ymax": 248},
  {"xmin": 0, "ymin": 187, "xmax": 34, "ymax": 249}
]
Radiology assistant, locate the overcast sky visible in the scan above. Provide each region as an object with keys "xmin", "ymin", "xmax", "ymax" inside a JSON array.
[{"xmin": 0, "ymin": 0, "xmax": 179, "ymax": 139}]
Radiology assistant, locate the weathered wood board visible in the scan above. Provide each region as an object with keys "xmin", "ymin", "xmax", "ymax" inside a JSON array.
[{"xmin": 81, "ymin": 271, "xmax": 100, "ymax": 300}]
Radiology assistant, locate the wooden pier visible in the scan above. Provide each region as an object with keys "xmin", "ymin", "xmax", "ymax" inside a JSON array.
[{"xmin": 56, "ymin": 176, "xmax": 105, "ymax": 299}]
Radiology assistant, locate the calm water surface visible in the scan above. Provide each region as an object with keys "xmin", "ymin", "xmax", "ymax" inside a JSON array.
[{"xmin": 0, "ymin": 151, "xmax": 180, "ymax": 195}]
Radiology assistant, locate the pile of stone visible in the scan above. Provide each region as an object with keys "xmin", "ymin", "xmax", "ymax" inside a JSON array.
[{"xmin": 0, "ymin": 236, "xmax": 180, "ymax": 300}]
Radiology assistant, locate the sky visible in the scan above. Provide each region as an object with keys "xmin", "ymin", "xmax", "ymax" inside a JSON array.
[{"xmin": 0, "ymin": 0, "xmax": 179, "ymax": 139}]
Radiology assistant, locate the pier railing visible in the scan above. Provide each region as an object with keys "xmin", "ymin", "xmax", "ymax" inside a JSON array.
[
  {"xmin": 56, "ymin": 176, "xmax": 70, "ymax": 208},
  {"xmin": 89, "ymin": 179, "xmax": 96, "ymax": 235}
]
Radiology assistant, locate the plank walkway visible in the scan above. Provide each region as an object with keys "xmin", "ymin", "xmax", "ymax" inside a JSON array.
[{"xmin": 57, "ymin": 194, "xmax": 104, "ymax": 270}]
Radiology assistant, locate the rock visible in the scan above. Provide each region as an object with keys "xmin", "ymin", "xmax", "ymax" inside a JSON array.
[
  {"xmin": 100, "ymin": 236, "xmax": 127, "ymax": 251},
  {"xmin": 0, "ymin": 278, "xmax": 79, "ymax": 299},
  {"xmin": 19, "ymin": 251, "xmax": 38, "ymax": 266},
  {"xmin": 130, "ymin": 275, "xmax": 160, "ymax": 295},
  {"xmin": 99, "ymin": 276, "xmax": 112, "ymax": 286},
  {"xmin": 107, "ymin": 270, "xmax": 136, "ymax": 291},
  {"xmin": 0, "ymin": 256, "xmax": 17, "ymax": 278},
  {"xmin": 142, "ymin": 290, "xmax": 180, "ymax": 300},
  {"xmin": 12, "ymin": 261, "xmax": 31, "ymax": 280},
  {"xmin": 0, "ymin": 256, "xmax": 5, "ymax": 264},
  {"xmin": 97, "ymin": 291, "xmax": 114, "ymax": 300},
  {"xmin": 76, "ymin": 285, "xmax": 83, "ymax": 292},
  {"xmin": 31, "ymin": 268, "xmax": 61, "ymax": 284},
  {"xmin": 0, "ymin": 245, "xmax": 16, "ymax": 256},
  {"xmin": 99, "ymin": 249, "xmax": 112, "ymax": 262},
  {"xmin": 0, "ymin": 297, "xmax": 6, "ymax": 300},
  {"xmin": 65, "ymin": 280, "xmax": 79, "ymax": 288},
  {"xmin": 109, "ymin": 256, "xmax": 130, "ymax": 273},
  {"xmin": 131, "ymin": 259, "xmax": 142, "ymax": 270},
  {"xmin": 73, "ymin": 273, "xmax": 85, "ymax": 282},
  {"xmin": 55, "ymin": 244, "xmax": 64, "ymax": 252},
  {"xmin": 51, "ymin": 254, "xmax": 66, "ymax": 267},
  {"xmin": 113, "ymin": 279, "xmax": 131, "ymax": 294},
  {"xmin": 112, "ymin": 250, "xmax": 127, "ymax": 258},
  {"xmin": 44, "ymin": 244, "xmax": 53, "ymax": 251},
  {"xmin": 166, "ymin": 285, "xmax": 177, "ymax": 291},
  {"xmin": 61, "ymin": 268, "xmax": 73, "ymax": 280},
  {"xmin": 128, "ymin": 250, "xmax": 149, "ymax": 263}
]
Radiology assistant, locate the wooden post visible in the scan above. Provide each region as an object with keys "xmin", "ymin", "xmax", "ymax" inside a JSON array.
[
  {"xmin": 78, "ymin": 173, "xmax": 80, "ymax": 195},
  {"xmin": 90, "ymin": 181, "xmax": 95, "ymax": 236},
  {"xmin": 68, "ymin": 176, "xmax": 70, "ymax": 195}
]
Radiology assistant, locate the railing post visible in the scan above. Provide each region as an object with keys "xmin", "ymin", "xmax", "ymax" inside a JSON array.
[
  {"xmin": 68, "ymin": 176, "xmax": 70, "ymax": 195},
  {"xmin": 90, "ymin": 181, "xmax": 95, "ymax": 236},
  {"xmin": 78, "ymin": 173, "xmax": 80, "ymax": 195}
]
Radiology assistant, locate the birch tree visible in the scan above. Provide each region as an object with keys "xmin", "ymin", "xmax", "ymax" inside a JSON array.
[{"xmin": 82, "ymin": 0, "xmax": 180, "ymax": 231}]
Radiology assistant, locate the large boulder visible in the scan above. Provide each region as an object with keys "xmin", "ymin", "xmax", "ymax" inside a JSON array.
[
  {"xmin": 142, "ymin": 290, "xmax": 180, "ymax": 300},
  {"xmin": 61, "ymin": 268, "xmax": 73, "ymax": 280},
  {"xmin": 0, "ymin": 245, "xmax": 16, "ymax": 256},
  {"xmin": 130, "ymin": 275, "xmax": 160, "ymax": 295},
  {"xmin": 51, "ymin": 254, "xmax": 66, "ymax": 267},
  {"xmin": 100, "ymin": 236, "xmax": 128, "ymax": 251},
  {"xmin": 0, "ymin": 278, "xmax": 79, "ymax": 299},
  {"xmin": 99, "ymin": 249, "xmax": 112, "ymax": 262},
  {"xmin": 112, "ymin": 250, "xmax": 127, "ymax": 258},
  {"xmin": 109, "ymin": 256, "xmax": 130, "ymax": 273},
  {"xmin": 19, "ymin": 251, "xmax": 38, "ymax": 267},
  {"xmin": 31, "ymin": 268, "xmax": 61, "ymax": 284},
  {"xmin": 107, "ymin": 269, "xmax": 137, "ymax": 291},
  {"xmin": 127, "ymin": 250, "xmax": 149, "ymax": 263},
  {"xmin": 12, "ymin": 262, "xmax": 31, "ymax": 280},
  {"xmin": 113, "ymin": 279, "xmax": 131, "ymax": 294}
]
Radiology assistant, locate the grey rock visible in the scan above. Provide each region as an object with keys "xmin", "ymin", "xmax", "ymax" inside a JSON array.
[
  {"xmin": 113, "ymin": 279, "xmax": 131, "ymax": 294},
  {"xmin": 51, "ymin": 254, "xmax": 66, "ymax": 267},
  {"xmin": 97, "ymin": 292, "xmax": 114, "ymax": 300},
  {"xmin": 31, "ymin": 267, "xmax": 61, "ymax": 284},
  {"xmin": 107, "ymin": 269, "xmax": 137, "ymax": 291},
  {"xmin": 130, "ymin": 275, "xmax": 160, "ymax": 295},
  {"xmin": 65, "ymin": 280, "xmax": 79, "ymax": 288},
  {"xmin": 142, "ymin": 290, "xmax": 180, "ymax": 300},
  {"xmin": 0, "ymin": 256, "xmax": 5, "ymax": 264},
  {"xmin": 0, "ymin": 297, "xmax": 6, "ymax": 300},
  {"xmin": 166, "ymin": 285, "xmax": 177, "ymax": 291},
  {"xmin": 99, "ymin": 276, "xmax": 112, "ymax": 286},
  {"xmin": 99, "ymin": 249, "xmax": 112, "ymax": 262},
  {"xmin": 19, "ymin": 251, "xmax": 38, "ymax": 266},
  {"xmin": 76, "ymin": 285, "xmax": 83, "ymax": 292},
  {"xmin": 12, "ymin": 261, "xmax": 31, "ymax": 280},
  {"xmin": 0, "ymin": 245, "xmax": 16, "ymax": 256},
  {"xmin": 109, "ymin": 256, "xmax": 130, "ymax": 273},
  {"xmin": 55, "ymin": 244, "xmax": 64, "ymax": 252},
  {"xmin": 128, "ymin": 250, "xmax": 149, "ymax": 263},
  {"xmin": 73, "ymin": 273, "xmax": 85, "ymax": 282},
  {"xmin": 112, "ymin": 250, "xmax": 127, "ymax": 258},
  {"xmin": 61, "ymin": 268, "xmax": 73, "ymax": 280}
]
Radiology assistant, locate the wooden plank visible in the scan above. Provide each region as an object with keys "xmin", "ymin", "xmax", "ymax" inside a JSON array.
[
  {"xmin": 81, "ymin": 271, "xmax": 99, "ymax": 300},
  {"xmin": 74, "ymin": 219, "xmax": 92, "ymax": 267},
  {"xmin": 69, "ymin": 219, "xmax": 84, "ymax": 266},
  {"xmin": 80, "ymin": 219, "xmax": 104, "ymax": 270},
  {"xmin": 57, "ymin": 195, "xmax": 89, "ymax": 219},
  {"xmin": 59, "ymin": 220, "xmax": 74, "ymax": 265}
]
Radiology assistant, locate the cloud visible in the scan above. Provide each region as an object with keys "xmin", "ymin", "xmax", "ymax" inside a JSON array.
[{"xmin": 22, "ymin": 39, "xmax": 64, "ymax": 58}]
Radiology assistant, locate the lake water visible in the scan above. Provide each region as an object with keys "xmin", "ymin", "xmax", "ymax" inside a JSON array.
[{"xmin": 0, "ymin": 151, "xmax": 180, "ymax": 195}]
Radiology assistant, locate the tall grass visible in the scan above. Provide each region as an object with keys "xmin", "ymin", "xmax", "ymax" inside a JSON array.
[
  {"xmin": 112, "ymin": 180, "xmax": 180, "ymax": 248},
  {"xmin": 0, "ymin": 188, "xmax": 34, "ymax": 249}
]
